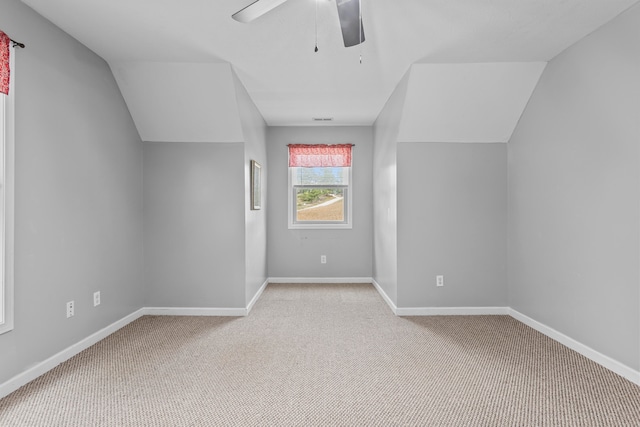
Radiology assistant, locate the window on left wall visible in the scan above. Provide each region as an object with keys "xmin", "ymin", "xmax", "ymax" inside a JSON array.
[{"xmin": 0, "ymin": 47, "xmax": 14, "ymax": 335}]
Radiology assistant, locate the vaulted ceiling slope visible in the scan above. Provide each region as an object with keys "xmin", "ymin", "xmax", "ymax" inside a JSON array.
[
  {"xmin": 398, "ymin": 63, "xmax": 547, "ymax": 143},
  {"xmin": 111, "ymin": 62, "xmax": 246, "ymax": 143},
  {"xmin": 21, "ymin": 0, "xmax": 639, "ymax": 138}
]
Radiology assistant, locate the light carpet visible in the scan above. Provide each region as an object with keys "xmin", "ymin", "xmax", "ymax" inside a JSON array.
[{"xmin": 1, "ymin": 283, "xmax": 639, "ymax": 426}]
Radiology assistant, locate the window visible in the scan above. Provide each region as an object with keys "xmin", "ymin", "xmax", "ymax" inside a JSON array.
[
  {"xmin": 0, "ymin": 43, "xmax": 14, "ymax": 335},
  {"xmin": 288, "ymin": 144, "xmax": 353, "ymax": 229}
]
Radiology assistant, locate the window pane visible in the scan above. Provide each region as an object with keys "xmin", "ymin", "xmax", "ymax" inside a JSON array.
[
  {"xmin": 295, "ymin": 187, "xmax": 345, "ymax": 222},
  {"xmin": 291, "ymin": 167, "xmax": 349, "ymax": 186}
]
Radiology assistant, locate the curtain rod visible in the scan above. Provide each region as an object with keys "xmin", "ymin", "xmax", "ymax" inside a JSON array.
[
  {"xmin": 10, "ymin": 38, "xmax": 25, "ymax": 49},
  {"xmin": 286, "ymin": 144, "xmax": 355, "ymax": 146}
]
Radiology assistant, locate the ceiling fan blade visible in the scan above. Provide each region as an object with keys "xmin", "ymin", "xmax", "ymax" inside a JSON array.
[
  {"xmin": 232, "ymin": 0, "xmax": 289, "ymax": 23},
  {"xmin": 336, "ymin": 0, "xmax": 365, "ymax": 47}
]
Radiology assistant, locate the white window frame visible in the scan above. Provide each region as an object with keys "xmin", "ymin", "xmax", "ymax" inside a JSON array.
[
  {"xmin": 288, "ymin": 165, "xmax": 353, "ymax": 230},
  {"xmin": 0, "ymin": 47, "xmax": 15, "ymax": 335}
]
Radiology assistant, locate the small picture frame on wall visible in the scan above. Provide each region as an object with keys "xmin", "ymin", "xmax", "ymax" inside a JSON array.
[{"xmin": 251, "ymin": 160, "xmax": 261, "ymax": 210}]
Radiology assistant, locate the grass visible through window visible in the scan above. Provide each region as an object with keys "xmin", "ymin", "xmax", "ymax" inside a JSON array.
[{"xmin": 296, "ymin": 188, "xmax": 344, "ymax": 221}]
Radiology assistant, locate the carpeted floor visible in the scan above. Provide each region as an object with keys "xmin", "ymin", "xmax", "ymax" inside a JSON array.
[{"xmin": 1, "ymin": 283, "xmax": 639, "ymax": 426}]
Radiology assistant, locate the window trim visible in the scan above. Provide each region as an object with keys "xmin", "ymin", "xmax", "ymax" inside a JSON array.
[
  {"xmin": 0, "ymin": 47, "xmax": 15, "ymax": 335},
  {"xmin": 288, "ymin": 166, "xmax": 353, "ymax": 230}
]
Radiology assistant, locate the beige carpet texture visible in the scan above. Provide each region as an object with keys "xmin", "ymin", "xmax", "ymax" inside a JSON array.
[{"xmin": 1, "ymin": 283, "xmax": 639, "ymax": 426}]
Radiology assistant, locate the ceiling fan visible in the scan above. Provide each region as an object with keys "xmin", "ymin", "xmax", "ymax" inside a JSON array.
[{"xmin": 232, "ymin": 0, "xmax": 365, "ymax": 48}]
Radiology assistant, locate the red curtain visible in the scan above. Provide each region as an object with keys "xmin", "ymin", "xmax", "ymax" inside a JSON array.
[
  {"xmin": 288, "ymin": 144, "xmax": 352, "ymax": 167},
  {"xmin": 0, "ymin": 31, "xmax": 9, "ymax": 95}
]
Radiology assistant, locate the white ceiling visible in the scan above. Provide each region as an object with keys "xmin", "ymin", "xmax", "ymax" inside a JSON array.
[{"xmin": 21, "ymin": 0, "xmax": 639, "ymax": 127}]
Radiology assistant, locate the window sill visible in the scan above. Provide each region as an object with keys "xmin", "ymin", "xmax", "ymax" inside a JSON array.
[{"xmin": 289, "ymin": 223, "xmax": 352, "ymax": 230}]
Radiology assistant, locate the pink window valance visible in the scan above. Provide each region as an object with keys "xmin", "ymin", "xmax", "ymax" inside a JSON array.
[
  {"xmin": 288, "ymin": 144, "xmax": 353, "ymax": 167},
  {"xmin": 0, "ymin": 31, "xmax": 9, "ymax": 95}
]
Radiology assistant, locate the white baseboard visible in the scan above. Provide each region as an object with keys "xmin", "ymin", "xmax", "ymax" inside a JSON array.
[
  {"xmin": 0, "ymin": 308, "xmax": 146, "ymax": 399},
  {"xmin": 247, "ymin": 279, "xmax": 269, "ymax": 314},
  {"xmin": 368, "ymin": 285, "xmax": 639, "ymax": 386},
  {"xmin": 370, "ymin": 279, "xmax": 507, "ymax": 317},
  {"xmin": 371, "ymin": 279, "xmax": 397, "ymax": 315},
  {"xmin": 396, "ymin": 306, "xmax": 510, "ymax": 316},
  {"xmin": 144, "ymin": 307, "xmax": 247, "ymax": 316},
  {"xmin": 3, "ymin": 290, "xmax": 638, "ymax": 401},
  {"xmin": 0, "ymin": 304, "xmax": 249, "ymax": 399},
  {"xmin": 509, "ymin": 308, "xmax": 640, "ymax": 386},
  {"xmin": 268, "ymin": 277, "xmax": 373, "ymax": 284}
]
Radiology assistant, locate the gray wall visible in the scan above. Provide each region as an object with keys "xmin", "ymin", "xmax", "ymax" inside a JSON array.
[
  {"xmin": 508, "ymin": 4, "xmax": 640, "ymax": 370},
  {"xmin": 372, "ymin": 72, "xmax": 410, "ymax": 304},
  {"xmin": 398, "ymin": 143, "xmax": 507, "ymax": 308},
  {"xmin": 143, "ymin": 71, "xmax": 268, "ymax": 309},
  {"xmin": 233, "ymin": 72, "xmax": 268, "ymax": 305},
  {"xmin": 0, "ymin": 0, "xmax": 144, "ymax": 384},
  {"xmin": 267, "ymin": 126, "xmax": 373, "ymax": 279},
  {"xmin": 143, "ymin": 142, "xmax": 246, "ymax": 308},
  {"xmin": 2, "ymin": 0, "xmax": 637, "ymax": 389}
]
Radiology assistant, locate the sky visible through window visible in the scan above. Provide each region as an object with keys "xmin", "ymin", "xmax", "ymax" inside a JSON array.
[{"xmin": 292, "ymin": 167, "xmax": 348, "ymax": 186}]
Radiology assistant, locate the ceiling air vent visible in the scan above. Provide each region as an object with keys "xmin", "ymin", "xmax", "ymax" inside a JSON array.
[{"xmin": 312, "ymin": 117, "xmax": 334, "ymax": 122}]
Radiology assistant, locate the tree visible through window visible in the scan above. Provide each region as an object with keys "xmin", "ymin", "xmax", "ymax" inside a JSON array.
[{"xmin": 288, "ymin": 144, "xmax": 353, "ymax": 229}]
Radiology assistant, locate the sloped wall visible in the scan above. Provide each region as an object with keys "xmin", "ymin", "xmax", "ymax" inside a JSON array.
[
  {"xmin": 111, "ymin": 62, "xmax": 244, "ymax": 143},
  {"xmin": 508, "ymin": 4, "xmax": 640, "ymax": 370},
  {"xmin": 398, "ymin": 63, "xmax": 546, "ymax": 143},
  {"xmin": 0, "ymin": 0, "xmax": 144, "ymax": 385},
  {"xmin": 143, "ymin": 70, "xmax": 268, "ymax": 310},
  {"xmin": 373, "ymin": 62, "xmax": 533, "ymax": 309}
]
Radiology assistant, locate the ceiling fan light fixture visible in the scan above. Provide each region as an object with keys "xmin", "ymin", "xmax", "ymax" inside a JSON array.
[{"xmin": 232, "ymin": 0, "xmax": 289, "ymax": 23}]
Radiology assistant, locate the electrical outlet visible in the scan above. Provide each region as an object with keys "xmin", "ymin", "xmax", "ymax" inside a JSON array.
[
  {"xmin": 93, "ymin": 291, "xmax": 101, "ymax": 307},
  {"xmin": 436, "ymin": 275, "xmax": 444, "ymax": 287},
  {"xmin": 321, "ymin": 255, "xmax": 327, "ymax": 264},
  {"xmin": 66, "ymin": 300, "xmax": 74, "ymax": 318}
]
